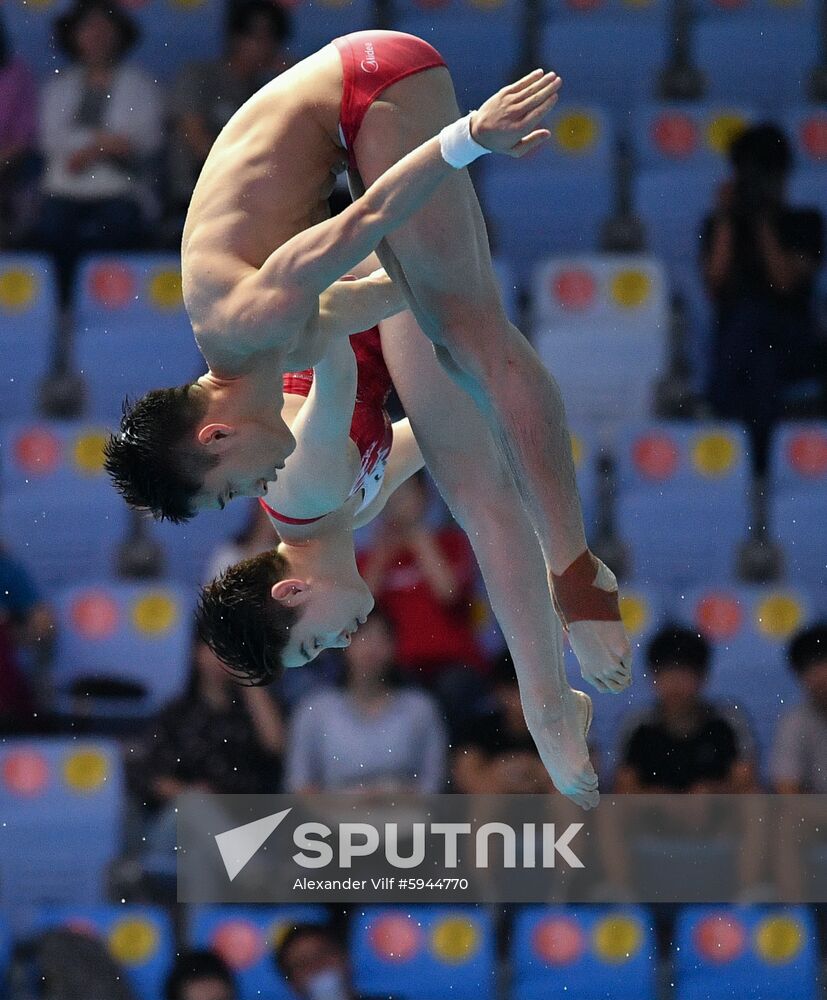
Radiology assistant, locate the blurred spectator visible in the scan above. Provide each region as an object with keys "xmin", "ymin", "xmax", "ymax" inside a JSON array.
[
  {"xmin": 0, "ymin": 14, "xmax": 38, "ymax": 244},
  {"xmin": 614, "ymin": 626, "xmax": 758, "ymax": 793},
  {"xmin": 359, "ymin": 472, "xmax": 489, "ymax": 724},
  {"xmin": 285, "ymin": 612, "xmax": 447, "ymax": 794},
  {"xmin": 204, "ymin": 500, "xmax": 275, "ymax": 582},
  {"xmin": 0, "ymin": 545, "xmax": 55, "ymax": 729},
  {"xmin": 702, "ymin": 123, "xmax": 824, "ymax": 474},
  {"xmin": 166, "ymin": 0, "xmax": 291, "ymax": 225},
  {"xmin": 165, "ymin": 950, "xmax": 237, "ymax": 1000},
  {"xmin": 127, "ymin": 636, "xmax": 283, "ymax": 865},
  {"xmin": 451, "ymin": 652, "xmax": 554, "ymax": 794},
  {"xmin": 30, "ymin": 0, "xmax": 162, "ymax": 301},
  {"xmin": 275, "ymin": 922, "xmax": 393, "ymax": 1000},
  {"xmin": 771, "ymin": 624, "xmax": 827, "ymax": 793}
]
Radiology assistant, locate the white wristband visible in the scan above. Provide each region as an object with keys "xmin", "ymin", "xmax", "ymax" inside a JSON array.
[{"xmin": 439, "ymin": 113, "xmax": 491, "ymax": 169}]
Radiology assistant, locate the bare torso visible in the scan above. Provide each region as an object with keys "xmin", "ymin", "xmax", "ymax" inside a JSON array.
[{"xmin": 181, "ymin": 45, "xmax": 345, "ymax": 371}]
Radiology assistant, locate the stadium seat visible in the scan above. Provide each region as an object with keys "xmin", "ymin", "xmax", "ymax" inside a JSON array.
[
  {"xmin": 668, "ymin": 260, "xmax": 714, "ymax": 396},
  {"xmin": 788, "ymin": 169, "xmax": 827, "ymax": 222},
  {"xmin": 544, "ymin": 0, "xmax": 667, "ymax": 17},
  {"xmin": 633, "ymin": 103, "xmax": 755, "ymax": 169},
  {"xmin": 0, "ymin": 421, "xmax": 129, "ymax": 587},
  {"xmin": 52, "ymin": 581, "xmax": 192, "ymax": 716},
  {"xmin": 673, "ymin": 906, "xmax": 818, "ymax": 1000},
  {"xmin": 614, "ymin": 422, "xmax": 751, "ymax": 586},
  {"xmin": 693, "ymin": 0, "xmax": 816, "ymax": 17},
  {"xmin": 73, "ymin": 254, "xmax": 204, "ymax": 421},
  {"xmin": 31, "ymin": 905, "xmax": 173, "ymax": 1000},
  {"xmin": 511, "ymin": 905, "xmax": 657, "ymax": 1000},
  {"xmin": 532, "ymin": 255, "xmax": 668, "ymax": 425},
  {"xmin": 188, "ymin": 905, "xmax": 330, "ymax": 1000},
  {"xmin": 493, "ymin": 257, "xmax": 520, "ymax": 324},
  {"xmin": 693, "ymin": 19, "xmax": 817, "ymax": 109},
  {"xmin": 478, "ymin": 106, "xmax": 614, "ymax": 272},
  {"xmin": 392, "ymin": 11, "xmax": 522, "ymax": 113},
  {"xmin": 0, "ymin": 740, "xmax": 123, "ymax": 907},
  {"xmin": 540, "ymin": 20, "xmax": 669, "ymax": 110},
  {"xmin": 0, "ymin": 255, "xmax": 58, "ymax": 422},
  {"xmin": 635, "ymin": 165, "xmax": 723, "ymax": 263},
  {"xmin": 1, "ymin": 0, "xmax": 64, "ymax": 78},
  {"xmin": 148, "ymin": 497, "xmax": 256, "ymax": 587},
  {"xmin": 286, "ymin": 0, "xmax": 378, "ymax": 60},
  {"xmin": 133, "ymin": 0, "xmax": 223, "ymax": 80},
  {"xmin": 784, "ymin": 106, "xmax": 827, "ymax": 171},
  {"xmin": 351, "ymin": 905, "xmax": 496, "ymax": 1000},
  {"xmin": 570, "ymin": 424, "xmax": 600, "ymax": 536},
  {"xmin": 672, "ymin": 583, "xmax": 813, "ymax": 762},
  {"xmin": 767, "ymin": 423, "xmax": 827, "ymax": 589}
]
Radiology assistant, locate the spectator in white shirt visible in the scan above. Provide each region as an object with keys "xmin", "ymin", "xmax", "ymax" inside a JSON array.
[
  {"xmin": 31, "ymin": 0, "xmax": 162, "ymax": 301},
  {"xmin": 286, "ymin": 612, "xmax": 447, "ymax": 795}
]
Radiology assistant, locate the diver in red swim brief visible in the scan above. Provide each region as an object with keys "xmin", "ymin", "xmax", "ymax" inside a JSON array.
[{"xmin": 333, "ymin": 31, "xmax": 446, "ymax": 170}]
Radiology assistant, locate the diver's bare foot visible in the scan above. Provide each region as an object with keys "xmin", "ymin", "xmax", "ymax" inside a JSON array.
[
  {"xmin": 529, "ymin": 690, "xmax": 598, "ymax": 810},
  {"xmin": 557, "ymin": 557, "xmax": 633, "ymax": 694}
]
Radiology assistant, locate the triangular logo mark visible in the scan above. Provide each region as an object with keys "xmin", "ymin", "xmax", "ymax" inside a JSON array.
[{"xmin": 215, "ymin": 808, "xmax": 292, "ymax": 881}]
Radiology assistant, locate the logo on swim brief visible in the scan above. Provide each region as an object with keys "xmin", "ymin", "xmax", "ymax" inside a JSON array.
[{"xmin": 361, "ymin": 41, "xmax": 379, "ymax": 73}]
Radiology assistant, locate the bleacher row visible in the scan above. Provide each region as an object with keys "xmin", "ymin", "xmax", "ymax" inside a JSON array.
[{"xmin": 0, "ymin": 875, "xmax": 819, "ymax": 997}]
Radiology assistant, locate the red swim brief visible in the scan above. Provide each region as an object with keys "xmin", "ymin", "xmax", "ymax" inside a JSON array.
[{"xmin": 333, "ymin": 30, "xmax": 446, "ymax": 170}]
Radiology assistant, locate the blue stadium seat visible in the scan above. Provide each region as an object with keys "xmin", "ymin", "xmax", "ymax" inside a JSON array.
[
  {"xmin": 768, "ymin": 423, "xmax": 827, "ymax": 589},
  {"xmin": 672, "ymin": 584, "xmax": 813, "ymax": 761},
  {"xmin": 52, "ymin": 581, "xmax": 192, "ymax": 715},
  {"xmin": 73, "ymin": 254, "xmax": 204, "ymax": 421},
  {"xmin": 0, "ymin": 255, "xmax": 58, "ymax": 421},
  {"xmin": 674, "ymin": 906, "xmax": 818, "ymax": 1000},
  {"xmin": 633, "ymin": 103, "xmax": 755, "ymax": 169},
  {"xmin": 31, "ymin": 906, "xmax": 174, "ymax": 1000},
  {"xmin": 570, "ymin": 424, "xmax": 600, "ymax": 536},
  {"xmin": 351, "ymin": 905, "xmax": 496, "ymax": 1000},
  {"xmin": 544, "ymin": 0, "xmax": 667, "ymax": 18},
  {"xmin": 532, "ymin": 255, "xmax": 668, "ymax": 425},
  {"xmin": 788, "ymin": 169, "xmax": 827, "ymax": 221},
  {"xmin": 540, "ymin": 20, "xmax": 669, "ymax": 109},
  {"xmin": 287, "ymin": 0, "xmax": 378, "ymax": 60},
  {"xmin": 0, "ymin": 740, "xmax": 123, "ymax": 907},
  {"xmin": 635, "ymin": 165, "xmax": 723, "ymax": 263},
  {"xmin": 148, "ymin": 497, "xmax": 256, "ymax": 587},
  {"xmin": 478, "ymin": 106, "xmax": 614, "ymax": 273},
  {"xmin": 614, "ymin": 422, "xmax": 751, "ymax": 586},
  {"xmin": 693, "ymin": 19, "xmax": 817, "ymax": 109},
  {"xmin": 0, "ymin": 421, "xmax": 128, "ymax": 587},
  {"xmin": 512, "ymin": 905, "xmax": 656, "ymax": 1000},
  {"xmin": 188, "ymin": 905, "xmax": 329, "ymax": 1000},
  {"xmin": 132, "ymin": 0, "xmax": 223, "ymax": 80},
  {"xmin": 393, "ymin": 12, "xmax": 522, "ymax": 112},
  {"xmin": 2, "ymin": 0, "xmax": 65, "ymax": 78},
  {"xmin": 784, "ymin": 106, "xmax": 827, "ymax": 171},
  {"xmin": 692, "ymin": 0, "xmax": 816, "ymax": 17},
  {"xmin": 493, "ymin": 257, "xmax": 520, "ymax": 324}
]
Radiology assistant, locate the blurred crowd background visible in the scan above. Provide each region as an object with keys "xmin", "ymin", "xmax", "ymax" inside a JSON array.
[{"xmin": 0, "ymin": 0, "xmax": 826, "ymax": 994}]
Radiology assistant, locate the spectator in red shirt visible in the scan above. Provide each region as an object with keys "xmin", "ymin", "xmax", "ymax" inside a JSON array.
[{"xmin": 359, "ymin": 471, "xmax": 489, "ymax": 731}]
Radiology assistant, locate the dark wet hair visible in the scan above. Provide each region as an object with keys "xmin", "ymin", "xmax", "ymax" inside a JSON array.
[
  {"xmin": 104, "ymin": 384, "xmax": 216, "ymax": 524},
  {"xmin": 647, "ymin": 626, "xmax": 710, "ymax": 676},
  {"xmin": 55, "ymin": 0, "xmax": 140, "ymax": 62},
  {"xmin": 197, "ymin": 550, "xmax": 299, "ymax": 685},
  {"xmin": 789, "ymin": 624, "xmax": 827, "ymax": 676},
  {"xmin": 227, "ymin": 0, "xmax": 291, "ymax": 45},
  {"xmin": 165, "ymin": 949, "xmax": 236, "ymax": 1000},
  {"xmin": 730, "ymin": 123, "xmax": 792, "ymax": 177}
]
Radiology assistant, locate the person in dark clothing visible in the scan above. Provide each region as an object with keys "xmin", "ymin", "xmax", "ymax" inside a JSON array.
[
  {"xmin": 275, "ymin": 923, "xmax": 393, "ymax": 1000},
  {"xmin": 614, "ymin": 626, "xmax": 758, "ymax": 793},
  {"xmin": 126, "ymin": 637, "xmax": 283, "ymax": 871},
  {"xmin": 702, "ymin": 123, "xmax": 824, "ymax": 474},
  {"xmin": 452, "ymin": 652, "xmax": 556, "ymax": 794}
]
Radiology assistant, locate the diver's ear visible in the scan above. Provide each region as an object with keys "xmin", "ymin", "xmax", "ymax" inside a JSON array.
[
  {"xmin": 197, "ymin": 423, "xmax": 234, "ymax": 446},
  {"xmin": 271, "ymin": 579, "xmax": 311, "ymax": 607}
]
